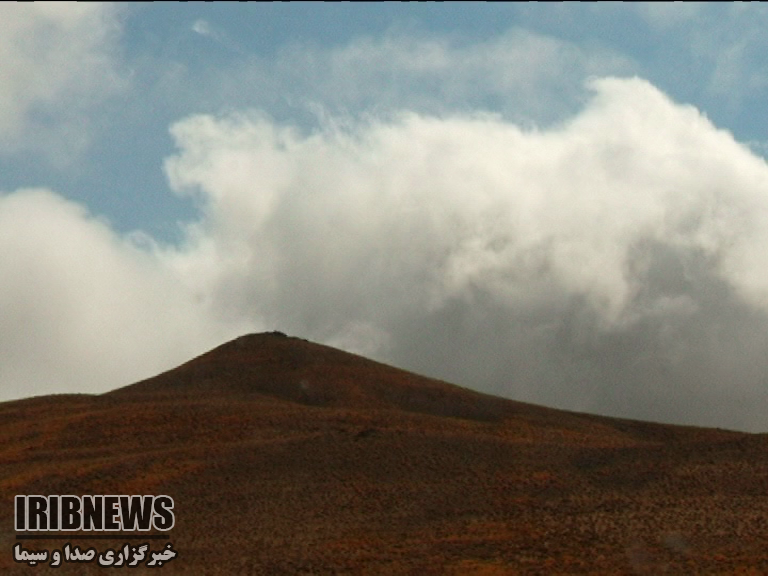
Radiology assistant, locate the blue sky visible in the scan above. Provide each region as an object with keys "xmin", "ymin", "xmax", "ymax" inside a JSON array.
[{"xmin": 4, "ymin": 3, "xmax": 768, "ymax": 432}]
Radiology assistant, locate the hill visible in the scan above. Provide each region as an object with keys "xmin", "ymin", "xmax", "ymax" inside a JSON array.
[{"xmin": 1, "ymin": 332, "xmax": 767, "ymax": 574}]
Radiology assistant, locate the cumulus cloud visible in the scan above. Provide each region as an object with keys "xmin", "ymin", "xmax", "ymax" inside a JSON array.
[
  {"xmin": 159, "ymin": 76, "xmax": 768, "ymax": 432},
  {"xmin": 0, "ymin": 2, "xmax": 124, "ymax": 160},
  {"xmin": 0, "ymin": 188, "xmax": 243, "ymax": 400}
]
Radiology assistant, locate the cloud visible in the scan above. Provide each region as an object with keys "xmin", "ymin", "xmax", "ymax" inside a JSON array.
[
  {"xmin": 633, "ymin": 3, "xmax": 768, "ymax": 111},
  {"xmin": 200, "ymin": 27, "xmax": 633, "ymax": 128},
  {"xmin": 632, "ymin": 3, "xmax": 704, "ymax": 30},
  {"xmin": 141, "ymin": 7, "xmax": 768, "ymax": 157},
  {"xmin": 191, "ymin": 19, "xmax": 214, "ymax": 38},
  {"xmin": 160, "ymin": 76, "xmax": 768, "ymax": 432},
  {"xmin": 0, "ymin": 188, "xmax": 243, "ymax": 400},
  {"xmin": 191, "ymin": 18, "xmax": 244, "ymax": 55},
  {"xmin": 0, "ymin": 2, "xmax": 125, "ymax": 161}
]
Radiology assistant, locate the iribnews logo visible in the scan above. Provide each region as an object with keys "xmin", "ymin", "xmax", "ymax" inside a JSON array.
[
  {"xmin": 14, "ymin": 495, "xmax": 177, "ymax": 568},
  {"xmin": 15, "ymin": 495, "xmax": 174, "ymax": 531}
]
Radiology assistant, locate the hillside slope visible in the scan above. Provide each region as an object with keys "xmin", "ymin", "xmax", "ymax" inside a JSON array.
[{"xmin": 2, "ymin": 332, "xmax": 766, "ymax": 574}]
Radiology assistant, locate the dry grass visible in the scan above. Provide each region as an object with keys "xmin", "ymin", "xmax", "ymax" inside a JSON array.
[{"xmin": 1, "ymin": 332, "xmax": 767, "ymax": 574}]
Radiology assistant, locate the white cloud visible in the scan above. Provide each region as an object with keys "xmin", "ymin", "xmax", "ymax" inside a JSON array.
[
  {"xmin": 0, "ymin": 188, "xmax": 243, "ymax": 400},
  {"xmin": 205, "ymin": 27, "xmax": 634, "ymax": 128},
  {"xmin": 190, "ymin": 18, "xmax": 244, "ymax": 54},
  {"xmin": 633, "ymin": 3, "xmax": 704, "ymax": 30},
  {"xmin": 640, "ymin": 3, "xmax": 768, "ymax": 108},
  {"xmin": 165, "ymin": 77, "xmax": 768, "ymax": 326},
  {"xmin": 0, "ymin": 2, "xmax": 125, "ymax": 161},
  {"xmin": 191, "ymin": 19, "xmax": 213, "ymax": 38}
]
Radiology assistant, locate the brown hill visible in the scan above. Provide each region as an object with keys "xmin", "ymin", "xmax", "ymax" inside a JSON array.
[{"xmin": 1, "ymin": 332, "xmax": 767, "ymax": 574}]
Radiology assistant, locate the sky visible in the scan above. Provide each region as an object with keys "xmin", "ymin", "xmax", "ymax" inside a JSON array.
[{"xmin": 3, "ymin": 3, "xmax": 768, "ymax": 432}]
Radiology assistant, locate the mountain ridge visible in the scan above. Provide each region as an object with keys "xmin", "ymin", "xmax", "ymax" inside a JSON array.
[
  {"xmin": 108, "ymin": 331, "xmax": 530, "ymax": 423},
  {"xmin": 106, "ymin": 331, "xmax": 747, "ymax": 443}
]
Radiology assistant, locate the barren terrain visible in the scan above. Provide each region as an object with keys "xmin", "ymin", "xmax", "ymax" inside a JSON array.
[{"xmin": 2, "ymin": 332, "xmax": 767, "ymax": 574}]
